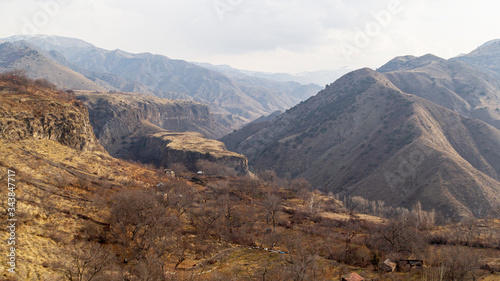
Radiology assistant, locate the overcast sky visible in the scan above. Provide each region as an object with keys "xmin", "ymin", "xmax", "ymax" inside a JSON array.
[{"xmin": 1, "ymin": 0, "xmax": 499, "ymax": 73}]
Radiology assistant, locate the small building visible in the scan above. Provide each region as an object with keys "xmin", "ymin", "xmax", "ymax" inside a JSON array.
[
  {"xmin": 197, "ymin": 171, "xmax": 204, "ymax": 176},
  {"xmin": 383, "ymin": 259, "xmax": 397, "ymax": 272},
  {"xmin": 342, "ymin": 272, "xmax": 364, "ymax": 281}
]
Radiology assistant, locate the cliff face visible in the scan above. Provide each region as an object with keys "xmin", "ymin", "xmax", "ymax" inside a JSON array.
[
  {"xmin": 77, "ymin": 92, "xmax": 231, "ymax": 142},
  {"xmin": 120, "ymin": 130, "xmax": 250, "ymax": 175},
  {"xmin": 0, "ymin": 78, "xmax": 103, "ymax": 152},
  {"xmin": 77, "ymin": 92, "xmax": 249, "ymax": 175}
]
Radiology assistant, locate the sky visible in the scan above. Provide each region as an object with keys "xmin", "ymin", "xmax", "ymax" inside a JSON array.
[{"xmin": 0, "ymin": 0, "xmax": 499, "ymax": 73}]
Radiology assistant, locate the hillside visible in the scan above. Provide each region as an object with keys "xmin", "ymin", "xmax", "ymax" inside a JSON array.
[
  {"xmin": 0, "ymin": 42, "xmax": 106, "ymax": 91},
  {"xmin": 223, "ymin": 68, "xmax": 500, "ymax": 219},
  {"xmin": 454, "ymin": 39, "xmax": 500, "ymax": 79},
  {"xmin": 3, "ymin": 35, "xmax": 320, "ymax": 126},
  {"xmin": 0, "ymin": 75, "xmax": 103, "ymax": 152},
  {"xmin": 0, "ymin": 72, "xmax": 499, "ymax": 281}
]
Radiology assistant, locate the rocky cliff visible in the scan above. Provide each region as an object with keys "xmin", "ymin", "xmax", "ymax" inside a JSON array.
[
  {"xmin": 77, "ymin": 91, "xmax": 232, "ymax": 141},
  {"xmin": 77, "ymin": 92, "xmax": 249, "ymax": 175},
  {"xmin": 0, "ymin": 76, "xmax": 103, "ymax": 152}
]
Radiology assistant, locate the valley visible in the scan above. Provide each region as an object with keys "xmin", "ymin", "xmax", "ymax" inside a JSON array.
[{"xmin": 0, "ymin": 36, "xmax": 499, "ymax": 280}]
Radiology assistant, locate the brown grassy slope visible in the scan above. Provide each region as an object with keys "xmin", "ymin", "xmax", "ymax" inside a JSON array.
[
  {"xmin": 226, "ymin": 68, "xmax": 500, "ymax": 219},
  {"xmin": 0, "ymin": 138, "xmax": 166, "ymax": 280}
]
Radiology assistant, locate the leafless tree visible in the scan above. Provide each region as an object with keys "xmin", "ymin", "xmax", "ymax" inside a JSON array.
[
  {"xmin": 56, "ymin": 241, "xmax": 115, "ymax": 281},
  {"xmin": 440, "ymin": 246, "xmax": 480, "ymax": 281},
  {"xmin": 279, "ymin": 234, "xmax": 322, "ymax": 281},
  {"xmin": 262, "ymin": 194, "xmax": 282, "ymax": 231},
  {"xmin": 370, "ymin": 212, "xmax": 426, "ymax": 257}
]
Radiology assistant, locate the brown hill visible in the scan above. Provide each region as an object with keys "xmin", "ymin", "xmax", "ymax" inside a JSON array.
[
  {"xmin": 453, "ymin": 39, "xmax": 500, "ymax": 80},
  {"xmin": 223, "ymin": 68, "xmax": 500, "ymax": 219}
]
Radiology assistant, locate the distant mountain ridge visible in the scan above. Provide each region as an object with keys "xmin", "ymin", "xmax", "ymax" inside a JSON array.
[
  {"xmin": 1, "ymin": 35, "xmax": 322, "ymax": 129},
  {"xmin": 0, "ymin": 41, "xmax": 106, "ymax": 91},
  {"xmin": 194, "ymin": 61, "xmax": 350, "ymax": 87}
]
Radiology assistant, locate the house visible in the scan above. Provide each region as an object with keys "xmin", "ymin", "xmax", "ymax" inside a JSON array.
[
  {"xmin": 342, "ymin": 272, "xmax": 364, "ymax": 281},
  {"xmin": 382, "ymin": 259, "xmax": 397, "ymax": 272}
]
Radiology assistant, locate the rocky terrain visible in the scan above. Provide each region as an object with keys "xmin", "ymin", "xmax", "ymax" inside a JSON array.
[
  {"xmin": 0, "ymin": 76, "xmax": 103, "ymax": 152},
  {"xmin": 1, "ymin": 41, "xmax": 500, "ymax": 281},
  {"xmin": 77, "ymin": 91, "xmax": 249, "ymax": 174}
]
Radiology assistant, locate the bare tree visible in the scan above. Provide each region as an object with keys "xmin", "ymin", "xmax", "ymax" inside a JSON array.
[
  {"xmin": 163, "ymin": 180, "xmax": 195, "ymax": 218},
  {"xmin": 262, "ymin": 194, "xmax": 282, "ymax": 231},
  {"xmin": 340, "ymin": 220, "xmax": 360, "ymax": 263},
  {"xmin": 370, "ymin": 212, "xmax": 426, "ymax": 257},
  {"xmin": 280, "ymin": 234, "xmax": 322, "ymax": 281},
  {"xmin": 440, "ymin": 246, "xmax": 480, "ymax": 281},
  {"xmin": 56, "ymin": 241, "xmax": 115, "ymax": 281}
]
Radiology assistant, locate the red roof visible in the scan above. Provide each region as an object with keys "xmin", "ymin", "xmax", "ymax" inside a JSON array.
[{"xmin": 343, "ymin": 272, "xmax": 365, "ymax": 281}]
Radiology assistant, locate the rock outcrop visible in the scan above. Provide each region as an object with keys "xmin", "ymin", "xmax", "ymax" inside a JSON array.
[
  {"xmin": 77, "ymin": 91, "xmax": 249, "ymax": 175},
  {"xmin": 0, "ymin": 77, "xmax": 103, "ymax": 152}
]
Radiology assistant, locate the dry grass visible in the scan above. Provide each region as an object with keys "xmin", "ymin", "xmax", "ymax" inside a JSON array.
[
  {"xmin": 154, "ymin": 131, "xmax": 242, "ymax": 158},
  {"xmin": 0, "ymin": 138, "xmax": 166, "ymax": 279}
]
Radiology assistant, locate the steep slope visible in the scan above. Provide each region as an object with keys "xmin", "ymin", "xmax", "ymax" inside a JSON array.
[
  {"xmin": 378, "ymin": 54, "xmax": 500, "ymax": 129},
  {"xmin": 77, "ymin": 91, "xmax": 249, "ymax": 174},
  {"xmin": 0, "ymin": 76, "xmax": 103, "ymax": 152},
  {"xmin": 0, "ymin": 42, "xmax": 106, "ymax": 91},
  {"xmin": 225, "ymin": 68, "xmax": 500, "ymax": 218},
  {"xmin": 4, "ymin": 35, "xmax": 319, "ymax": 124}
]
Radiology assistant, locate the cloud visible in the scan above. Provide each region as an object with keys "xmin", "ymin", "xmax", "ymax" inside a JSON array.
[{"xmin": 1, "ymin": 0, "xmax": 500, "ymax": 72}]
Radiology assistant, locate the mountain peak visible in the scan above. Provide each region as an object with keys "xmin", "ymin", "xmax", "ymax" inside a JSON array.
[
  {"xmin": 377, "ymin": 54, "xmax": 444, "ymax": 73},
  {"xmin": 4, "ymin": 34, "xmax": 95, "ymax": 49},
  {"xmin": 474, "ymin": 39, "xmax": 500, "ymax": 51}
]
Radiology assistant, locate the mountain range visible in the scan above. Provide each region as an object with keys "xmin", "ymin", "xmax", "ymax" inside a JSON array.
[
  {"xmin": 222, "ymin": 45, "xmax": 500, "ymax": 219},
  {"xmin": 0, "ymin": 35, "xmax": 322, "ymax": 130},
  {"xmin": 2, "ymin": 34, "xmax": 500, "ymax": 219}
]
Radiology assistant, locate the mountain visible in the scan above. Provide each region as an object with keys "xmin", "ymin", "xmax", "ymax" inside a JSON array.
[
  {"xmin": 3, "ymin": 35, "xmax": 320, "ymax": 126},
  {"xmin": 195, "ymin": 61, "xmax": 350, "ymax": 87},
  {"xmin": 453, "ymin": 39, "xmax": 500, "ymax": 79},
  {"xmin": 222, "ymin": 68, "xmax": 500, "ymax": 219},
  {"xmin": 0, "ymin": 42, "xmax": 106, "ymax": 91},
  {"xmin": 77, "ymin": 91, "xmax": 249, "ymax": 174},
  {"xmin": 378, "ymin": 54, "xmax": 500, "ymax": 130}
]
